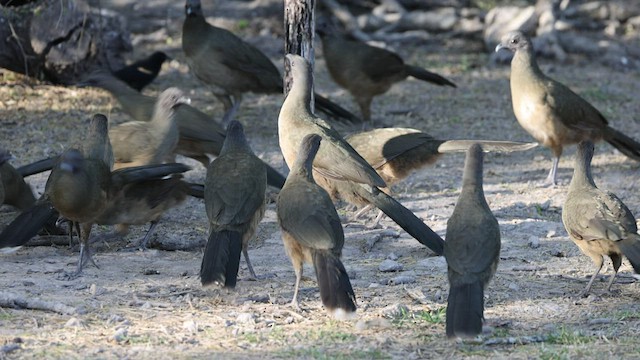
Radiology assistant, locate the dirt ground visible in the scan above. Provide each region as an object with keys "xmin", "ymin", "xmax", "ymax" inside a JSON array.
[{"xmin": 1, "ymin": 1, "xmax": 640, "ymax": 359}]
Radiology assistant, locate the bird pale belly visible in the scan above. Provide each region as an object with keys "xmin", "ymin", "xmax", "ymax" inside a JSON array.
[{"xmin": 515, "ymin": 98, "xmax": 559, "ymax": 147}]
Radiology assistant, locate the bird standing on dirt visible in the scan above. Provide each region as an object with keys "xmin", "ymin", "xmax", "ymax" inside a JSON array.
[
  {"xmin": 277, "ymin": 134, "xmax": 356, "ymax": 318},
  {"xmin": 113, "ymin": 51, "xmax": 169, "ymax": 92},
  {"xmin": 444, "ymin": 144, "xmax": 501, "ymax": 338},
  {"xmin": 182, "ymin": 0, "xmax": 360, "ymax": 124},
  {"xmin": 201, "ymin": 120, "xmax": 267, "ymax": 288},
  {"xmin": 77, "ymin": 72, "xmax": 285, "ymax": 188},
  {"xmin": 496, "ymin": 31, "xmax": 640, "ymax": 185},
  {"xmin": 278, "ymin": 54, "xmax": 444, "ymax": 255},
  {"xmin": 317, "ymin": 29, "xmax": 456, "ymax": 123},
  {"xmin": 562, "ymin": 141, "xmax": 640, "ymax": 296},
  {"xmin": 110, "ymin": 87, "xmax": 188, "ymax": 169}
]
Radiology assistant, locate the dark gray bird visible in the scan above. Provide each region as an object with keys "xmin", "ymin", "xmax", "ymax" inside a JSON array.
[
  {"xmin": 496, "ymin": 31, "xmax": 640, "ymax": 185},
  {"xmin": 444, "ymin": 144, "xmax": 501, "ymax": 338},
  {"xmin": 277, "ymin": 134, "xmax": 356, "ymax": 319},
  {"xmin": 182, "ymin": 0, "xmax": 361, "ymax": 124},
  {"xmin": 201, "ymin": 120, "xmax": 267, "ymax": 288},
  {"xmin": 562, "ymin": 141, "xmax": 640, "ymax": 296},
  {"xmin": 113, "ymin": 51, "xmax": 169, "ymax": 92},
  {"xmin": 279, "ymin": 54, "xmax": 444, "ymax": 255}
]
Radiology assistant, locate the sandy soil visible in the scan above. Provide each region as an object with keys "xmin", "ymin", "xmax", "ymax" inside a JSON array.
[{"xmin": 1, "ymin": 1, "xmax": 640, "ymax": 359}]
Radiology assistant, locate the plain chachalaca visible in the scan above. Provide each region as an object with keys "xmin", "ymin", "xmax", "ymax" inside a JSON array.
[
  {"xmin": 317, "ymin": 29, "xmax": 456, "ymax": 122},
  {"xmin": 77, "ymin": 72, "xmax": 285, "ymax": 188},
  {"xmin": 0, "ymin": 148, "xmax": 36, "ymax": 211},
  {"xmin": 345, "ymin": 127, "xmax": 537, "ymax": 224},
  {"xmin": 201, "ymin": 120, "xmax": 267, "ymax": 288},
  {"xmin": 562, "ymin": 141, "xmax": 640, "ymax": 296},
  {"xmin": 113, "ymin": 51, "xmax": 169, "ymax": 91},
  {"xmin": 182, "ymin": 0, "xmax": 360, "ymax": 124},
  {"xmin": 444, "ymin": 144, "xmax": 501, "ymax": 338},
  {"xmin": 495, "ymin": 31, "xmax": 640, "ymax": 185},
  {"xmin": 110, "ymin": 87, "xmax": 188, "ymax": 169},
  {"xmin": 279, "ymin": 54, "xmax": 444, "ymax": 255},
  {"xmin": 277, "ymin": 134, "xmax": 356, "ymax": 318}
]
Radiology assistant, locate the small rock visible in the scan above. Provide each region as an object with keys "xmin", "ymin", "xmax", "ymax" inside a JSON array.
[
  {"xmin": 65, "ymin": 317, "xmax": 84, "ymax": 328},
  {"xmin": 113, "ymin": 328, "xmax": 128, "ymax": 343},
  {"xmin": 546, "ymin": 230, "xmax": 556, "ymax": 238},
  {"xmin": 379, "ymin": 259, "xmax": 403, "ymax": 272},
  {"xmin": 224, "ymin": 320, "xmax": 234, "ymax": 327},
  {"xmin": 508, "ymin": 283, "xmax": 519, "ymax": 291},
  {"xmin": 542, "ymin": 323, "xmax": 556, "ymax": 332},
  {"xmin": 368, "ymin": 283, "xmax": 382, "ymax": 288},
  {"xmin": 107, "ymin": 314, "xmax": 125, "ymax": 324},
  {"xmin": 183, "ymin": 320, "xmax": 198, "ymax": 334},
  {"xmin": 284, "ymin": 317, "xmax": 294, "ymax": 324},
  {"xmin": 236, "ymin": 312, "xmax": 256, "ymax": 324},
  {"xmin": 355, "ymin": 318, "xmax": 393, "ymax": 331},
  {"xmin": 382, "ymin": 303, "xmax": 409, "ymax": 318},
  {"xmin": 588, "ymin": 318, "xmax": 612, "ymax": 325},
  {"xmin": 528, "ymin": 236, "xmax": 540, "ymax": 249},
  {"xmin": 416, "ymin": 257, "xmax": 447, "ymax": 269},
  {"xmin": 388, "ymin": 275, "xmax": 415, "ymax": 285},
  {"xmin": 387, "ymin": 253, "xmax": 399, "ymax": 261}
]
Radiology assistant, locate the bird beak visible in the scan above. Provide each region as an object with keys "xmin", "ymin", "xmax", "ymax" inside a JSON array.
[
  {"xmin": 179, "ymin": 96, "xmax": 191, "ymax": 105},
  {"xmin": 495, "ymin": 43, "xmax": 505, "ymax": 53}
]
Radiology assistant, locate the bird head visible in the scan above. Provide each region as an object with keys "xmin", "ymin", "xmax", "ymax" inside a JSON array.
[
  {"xmin": 185, "ymin": 0, "xmax": 202, "ymax": 17},
  {"xmin": 59, "ymin": 149, "xmax": 85, "ymax": 174},
  {"xmin": 495, "ymin": 31, "xmax": 531, "ymax": 53}
]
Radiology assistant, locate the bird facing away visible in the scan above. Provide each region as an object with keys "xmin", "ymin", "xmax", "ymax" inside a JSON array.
[
  {"xmin": 110, "ymin": 87, "xmax": 189, "ymax": 169},
  {"xmin": 277, "ymin": 134, "xmax": 356, "ymax": 319},
  {"xmin": 317, "ymin": 29, "xmax": 456, "ymax": 122},
  {"xmin": 444, "ymin": 144, "xmax": 501, "ymax": 338},
  {"xmin": 279, "ymin": 54, "xmax": 444, "ymax": 255},
  {"xmin": 182, "ymin": 0, "xmax": 360, "ymax": 124},
  {"xmin": 562, "ymin": 141, "xmax": 640, "ymax": 296},
  {"xmin": 113, "ymin": 51, "xmax": 169, "ymax": 92},
  {"xmin": 201, "ymin": 120, "xmax": 267, "ymax": 288},
  {"xmin": 77, "ymin": 72, "xmax": 286, "ymax": 188},
  {"xmin": 0, "ymin": 148, "xmax": 37, "ymax": 211},
  {"xmin": 496, "ymin": 31, "xmax": 640, "ymax": 185}
]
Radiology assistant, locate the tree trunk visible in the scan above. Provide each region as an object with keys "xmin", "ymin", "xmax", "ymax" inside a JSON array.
[
  {"xmin": 283, "ymin": 0, "xmax": 315, "ymax": 104},
  {"xmin": 0, "ymin": 0, "xmax": 131, "ymax": 84}
]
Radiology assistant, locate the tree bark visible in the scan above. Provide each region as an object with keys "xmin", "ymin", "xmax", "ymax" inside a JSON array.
[
  {"xmin": 283, "ymin": 0, "xmax": 315, "ymax": 103},
  {"xmin": 0, "ymin": 0, "xmax": 131, "ymax": 84}
]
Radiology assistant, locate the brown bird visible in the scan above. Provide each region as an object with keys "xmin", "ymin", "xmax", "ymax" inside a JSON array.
[
  {"xmin": 562, "ymin": 141, "xmax": 640, "ymax": 296},
  {"xmin": 110, "ymin": 87, "xmax": 188, "ymax": 169},
  {"xmin": 94, "ymin": 175, "xmax": 199, "ymax": 250},
  {"xmin": 77, "ymin": 72, "xmax": 285, "ymax": 188},
  {"xmin": 0, "ymin": 148, "xmax": 36, "ymax": 211},
  {"xmin": 317, "ymin": 29, "xmax": 456, "ymax": 122},
  {"xmin": 201, "ymin": 120, "xmax": 267, "ymax": 288},
  {"xmin": 444, "ymin": 144, "xmax": 501, "ymax": 338},
  {"xmin": 345, "ymin": 127, "xmax": 537, "ymax": 224},
  {"xmin": 277, "ymin": 134, "xmax": 356, "ymax": 318},
  {"xmin": 113, "ymin": 51, "xmax": 169, "ymax": 92},
  {"xmin": 182, "ymin": 0, "xmax": 360, "ymax": 124},
  {"xmin": 279, "ymin": 54, "xmax": 444, "ymax": 255},
  {"xmin": 495, "ymin": 31, "xmax": 640, "ymax": 185}
]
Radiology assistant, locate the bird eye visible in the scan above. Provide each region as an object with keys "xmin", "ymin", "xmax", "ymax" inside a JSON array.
[{"xmin": 510, "ymin": 38, "xmax": 518, "ymax": 44}]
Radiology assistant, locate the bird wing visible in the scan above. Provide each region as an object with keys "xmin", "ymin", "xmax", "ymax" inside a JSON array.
[
  {"xmin": 564, "ymin": 188, "xmax": 637, "ymax": 242},
  {"xmin": 206, "ymin": 154, "xmax": 266, "ymax": 227},
  {"xmin": 357, "ymin": 44, "xmax": 405, "ymax": 82},
  {"xmin": 348, "ymin": 129, "xmax": 433, "ymax": 169},
  {"xmin": 544, "ymin": 80, "xmax": 609, "ymax": 132},
  {"xmin": 277, "ymin": 181, "xmax": 343, "ymax": 251}
]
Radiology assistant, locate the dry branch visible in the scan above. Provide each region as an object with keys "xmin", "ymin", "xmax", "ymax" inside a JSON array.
[{"xmin": 0, "ymin": 291, "xmax": 78, "ymax": 314}]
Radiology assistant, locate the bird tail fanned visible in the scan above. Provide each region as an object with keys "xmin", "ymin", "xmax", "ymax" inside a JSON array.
[
  {"xmin": 312, "ymin": 250, "xmax": 357, "ymax": 319},
  {"xmin": 604, "ymin": 127, "xmax": 640, "ymax": 161},
  {"xmin": 446, "ymin": 281, "xmax": 484, "ymax": 338},
  {"xmin": 200, "ymin": 229, "xmax": 243, "ymax": 288},
  {"xmin": 437, "ymin": 140, "xmax": 538, "ymax": 154},
  {"xmin": 0, "ymin": 202, "xmax": 57, "ymax": 252},
  {"xmin": 618, "ymin": 234, "xmax": 640, "ymax": 273},
  {"xmin": 359, "ymin": 185, "xmax": 444, "ymax": 255},
  {"xmin": 405, "ymin": 65, "xmax": 456, "ymax": 88}
]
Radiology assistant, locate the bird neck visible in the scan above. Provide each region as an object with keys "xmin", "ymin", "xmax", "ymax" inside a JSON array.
[
  {"xmin": 291, "ymin": 153, "xmax": 316, "ymax": 182},
  {"xmin": 282, "ymin": 68, "xmax": 314, "ymax": 117},
  {"xmin": 461, "ymin": 149, "xmax": 486, "ymax": 201},
  {"xmin": 220, "ymin": 135, "xmax": 252, "ymax": 156},
  {"xmin": 569, "ymin": 146, "xmax": 597, "ymax": 190},
  {"xmin": 511, "ymin": 47, "xmax": 546, "ymax": 83}
]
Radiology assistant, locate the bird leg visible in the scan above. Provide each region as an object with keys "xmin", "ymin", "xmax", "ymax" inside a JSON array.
[
  {"xmin": 138, "ymin": 221, "xmax": 159, "ymax": 250},
  {"xmin": 580, "ymin": 262, "xmax": 603, "ymax": 297},
  {"xmin": 290, "ymin": 264, "xmax": 303, "ymax": 310},
  {"xmin": 543, "ymin": 156, "xmax": 560, "ymax": 186},
  {"xmin": 74, "ymin": 223, "xmax": 99, "ymax": 276},
  {"xmin": 606, "ymin": 255, "xmax": 622, "ymax": 292},
  {"xmin": 605, "ymin": 270, "xmax": 619, "ymax": 292},
  {"xmin": 222, "ymin": 94, "xmax": 243, "ymax": 125},
  {"xmin": 243, "ymin": 248, "xmax": 258, "ymax": 279}
]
